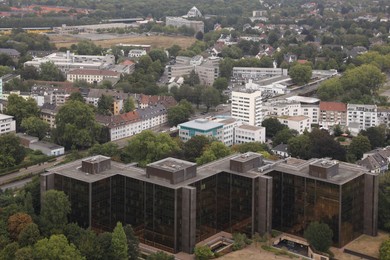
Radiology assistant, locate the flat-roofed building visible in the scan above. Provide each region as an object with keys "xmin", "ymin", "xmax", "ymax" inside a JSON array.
[
  {"xmin": 277, "ymin": 115, "xmax": 311, "ymax": 134},
  {"xmin": 67, "ymin": 69, "xmax": 121, "ymax": 84},
  {"xmin": 41, "ymin": 153, "xmax": 378, "ymax": 254},
  {"xmin": 234, "ymin": 124, "xmax": 266, "ymax": 144},
  {"xmin": 232, "ymin": 67, "xmax": 288, "ymax": 80},
  {"xmin": 0, "ymin": 114, "xmax": 15, "ymax": 135},
  {"xmin": 178, "ymin": 118, "xmax": 223, "ymax": 142},
  {"xmin": 166, "ymin": 17, "xmax": 204, "ymax": 33}
]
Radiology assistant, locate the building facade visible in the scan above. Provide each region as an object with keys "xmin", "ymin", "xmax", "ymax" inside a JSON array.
[
  {"xmin": 347, "ymin": 104, "xmax": 378, "ymax": 134},
  {"xmin": 67, "ymin": 69, "xmax": 121, "ymax": 84},
  {"xmin": 234, "ymin": 124, "xmax": 266, "ymax": 144},
  {"xmin": 277, "ymin": 116, "xmax": 311, "ymax": 134},
  {"xmin": 319, "ymin": 102, "xmax": 347, "ymax": 129},
  {"xmin": 231, "ymin": 90, "xmax": 263, "ymax": 126},
  {"xmin": 41, "ymin": 154, "xmax": 378, "ymax": 254},
  {"xmin": 232, "ymin": 67, "xmax": 288, "ymax": 80},
  {"xmin": 165, "ymin": 17, "xmax": 204, "ymax": 33},
  {"xmin": 178, "ymin": 119, "xmax": 223, "ymax": 142},
  {"xmin": 0, "ymin": 114, "xmax": 16, "ymax": 135}
]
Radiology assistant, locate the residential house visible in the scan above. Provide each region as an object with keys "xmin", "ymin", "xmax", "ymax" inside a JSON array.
[
  {"xmin": 272, "ymin": 143, "xmax": 290, "ymax": 158},
  {"xmin": 319, "ymin": 101, "xmax": 347, "ymax": 129}
]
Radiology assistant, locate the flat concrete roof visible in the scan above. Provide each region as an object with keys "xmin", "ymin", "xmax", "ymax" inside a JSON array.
[
  {"xmin": 179, "ymin": 119, "xmax": 223, "ymax": 131},
  {"xmin": 147, "ymin": 158, "xmax": 196, "ymax": 172}
]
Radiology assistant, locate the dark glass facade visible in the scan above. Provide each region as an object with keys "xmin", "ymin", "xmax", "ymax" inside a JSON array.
[
  {"xmin": 267, "ymin": 170, "xmax": 366, "ymax": 247},
  {"xmin": 190, "ymin": 172, "xmax": 255, "ymax": 243}
]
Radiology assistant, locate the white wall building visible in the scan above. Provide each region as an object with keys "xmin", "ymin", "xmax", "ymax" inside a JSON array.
[
  {"xmin": 24, "ymin": 51, "xmax": 116, "ymax": 75},
  {"xmin": 347, "ymin": 104, "xmax": 378, "ymax": 134},
  {"xmin": 67, "ymin": 69, "xmax": 121, "ymax": 84},
  {"xmin": 277, "ymin": 115, "xmax": 311, "ymax": 134},
  {"xmin": 128, "ymin": 49, "xmax": 147, "ymax": 58},
  {"xmin": 234, "ymin": 124, "xmax": 266, "ymax": 144},
  {"xmin": 0, "ymin": 114, "xmax": 16, "ymax": 135},
  {"xmin": 231, "ymin": 90, "xmax": 263, "ymax": 126},
  {"xmin": 214, "ymin": 118, "xmax": 242, "ymax": 146},
  {"xmin": 232, "ymin": 67, "xmax": 288, "ymax": 80},
  {"xmin": 166, "ymin": 17, "xmax": 204, "ymax": 33}
]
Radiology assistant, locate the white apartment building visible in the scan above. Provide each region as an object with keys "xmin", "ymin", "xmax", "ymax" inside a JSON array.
[
  {"xmin": 67, "ymin": 69, "xmax": 120, "ymax": 84},
  {"xmin": 24, "ymin": 51, "xmax": 116, "ymax": 75},
  {"xmin": 277, "ymin": 115, "xmax": 311, "ymax": 134},
  {"xmin": 232, "ymin": 67, "xmax": 288, "ymax": 80},
  {"xmin": 0, "ymin": 114, "xmax": 16, "ymax": 135},
  {"xmin": 347, "ymin": 104, "xmax": 378, "ymax": 134},
  {"xmin": 231, "ymin": 90, "xmax": 263, "ymax": 126},
  {"xmin": 214, "ymin": 118, "xmax": 242, "ymax": 146},
  {"xmin": 234, "ymin": 124, "xmax": 266, "ymax": 144}
]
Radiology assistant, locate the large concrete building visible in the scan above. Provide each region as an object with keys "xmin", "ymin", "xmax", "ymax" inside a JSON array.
[
  {"xmin": 232, "ymin": 67, "xmax": 288, "ymax": 80},
  {"xmin": 0, "ymin": 114, "xmax": 16, "ymax": 135},
  {"xmin": 24, "ymin": 51, "xmax": 116, "ymax": 75},
  {"xmin": 165, "ymin": 17, "xmax": 204, "ymax": 33},
  {"xmin": 41, "ymin": 153, "xmax": 378, "ymax": 253}
]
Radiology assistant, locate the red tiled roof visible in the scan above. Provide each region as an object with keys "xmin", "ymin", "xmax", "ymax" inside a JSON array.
[
  {"xmin": 319, "ymin": 101, "xmax": 347, "ymax": 112},
  {"xmin": 120, "ymin": 60, "xmax": 135, "ymax": 66}
]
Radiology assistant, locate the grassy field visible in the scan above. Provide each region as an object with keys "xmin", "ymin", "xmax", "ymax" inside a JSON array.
[{"xmin": 49, "ymin": 34, "xmax": 196, "ymax": 49}]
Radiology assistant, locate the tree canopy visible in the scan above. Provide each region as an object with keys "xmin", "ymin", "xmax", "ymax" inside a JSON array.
[
  {"xmin": 0, "ymin": 134, "xmax": 26, "ymax": 168},
  {"xmin": 6, "ymin": 94, "xmax": 40, "ymax": 130},
  {"xmin": 289, "ymin": 63, "xmax": 312, "ymax": 85},
  {"xmin": 304, "ymin": 221, "xmax": 333, "ymax": 252},
  {"xmin": 53, "ymin": 100, "xmax": 101, "ymax": 150},
  {"xmin": 33, "ymin": 234, "xmax": 85, "ymax": 260}
]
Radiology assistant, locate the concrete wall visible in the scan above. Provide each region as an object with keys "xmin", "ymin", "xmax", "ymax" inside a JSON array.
[
  {"xmin": 181, "ymin": 186, "xmax": 196, "ymax": 253},
  {"xmin": 364, "ymin": 173, "xmax": 379, "ymax": 236},
  {"xmin": 257, "ymin": 175, "xmax": 272, "ymax": 235}
]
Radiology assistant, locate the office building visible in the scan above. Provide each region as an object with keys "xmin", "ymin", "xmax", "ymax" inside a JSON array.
[
  {"xmin": 234, "ymin": 124, "xmax": 266, "ymax": 144},
  {"xmin": 231, "ymin": 90, "xmax": 263, "ymax": 126},
  {"xmin": 178, "ymin": 119, "xmax": 223, "ymax": 143},
  {"xmin": 41, "ymin": 153, "xmax": 378, "ymax": 254},
  {"xmin": 67, "ymin": 69, "xmax": 121, "ymax": 84}
]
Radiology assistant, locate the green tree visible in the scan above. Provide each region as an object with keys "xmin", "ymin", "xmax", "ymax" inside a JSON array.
[
  {"xmin": 261, "ymin": 117, "xmax": 287, "ymax": 138},
  {"xmin": 304, "ymin": 222, "xmax": 333, "ymax": 252},
  {"xmin": 0, "ymin": 242, "xmax": 19, "ymax": 260},
  {"xmin": 121, "ymin": 131, "xmax": 180, "ymax": 167},
  {"xmin": 213, "ymin": 77, "xmax": 228, "ymax": 91},
  {"xmin": 232, "ymin": 233, "xmax": 252, "ymax": 251},
  {"xmin": 15, "ymin": 246, "xmax": 34, "ymax": 260},
  {"xmin": 97, "ymin": 94, "xmax": 114, "ymax": 115},
  {"xmin": 219, "ymin": 58, "xmax": 234, "ymax": 79},
  {"xmin": 33, "ymin": 234, "xmax": 85, "ymax": 260},
  {"xmin": 54, "ymin": 100, "xmax": 101, "ymax": 150},
  {"xmin": 148, "ymin": 49, "xmax": 168, "ymax": 63},
  {"xmin": 111, "ymin": 222, "xmax": 128, "ymax": 260},
  {"xmin": 124, "ymin": 224, "xmax": 139, "ymax": 260},
  {"xmin": 78, "ymin": 229, "xmax": 102, "ymax": 260},
  {"xmin": 289, "ymin": 64, "xmax": 312, "ymax": 85},
  {"xmin": 21, "ymin": 66, "xmax": 39, "ymax": 80},
  {"xmin": 288, "ymin": 134, "xmax": 311, "ymax": 159},
  {"xmin": 361, "ymin": 126, "xmax": 386, "ymax": 149},
  {"xmin": 123, "ymin": 97, "xmax": 135, "ymax": 113},
  {"xmin": 196, "ymin": 141, "xmax": 231, "ymax": 165},
  {"xmin": 0, "ymin": 66, "xmax": 12, "ymax": 77},
  {"xmin": 97, "ymin": 232, "xmax": 114, "ymax": 259},
  {"xmin": 316, "ymin": 78, "xmax": 344, "ymax": 101},
  {"xmin": 39, "ymin": 61, "xmax": 65, "ymax": 81},
  {"xmin": 183, "ymin": 135, "xmax": 212, "ymax": 162},
  {"xmin": 21, "ymin": 116, "xmax": 50, "ymax": 140},
  {"xmin": 194, "ymin": 245, "xmax": 213, "ymax": 260},
  {"xmin": 147, "ymin": 251, "xmax": 174, "ymax": 260},
  {"xmin": 167, "ymin": 45, "xmax": 181, "ymax": 57},
  {"xmin": 309, "ymin": 128, "xmax": 346, "ymax": 161},
  {"xmin": 88, "ymin": 143, "xmax": 119, "ymax": 157},
  {"xmin": 76, "ymin": 41, "xmax": 102, "ymax": 55},
  {"xmin": 167, "ymin": 105, "xmax": 191, "ymax": 126},
  {"xmin": 272, "ymin": 128, "xmax": 298, "ymax": 147},
  {"xmin": 348, "ymin": 135, "xmax": 372, "ymax": 162},
  {"xmin": 137, "ymin": 55, "xmax": 153, "ymax": 71},
  {"xmin": 201, "ymin": 87, "xmax": 220, "ymax": 112},
  {"xmin": 380, "ymin": 239, "xmax": 390, "ymax": 260},
  {"xmin": 68, "ymin": 92, "xmax": 85, "ymax": 103},
  {"xmin": 6, "ymin": 94, "xmax": 40, "ymax": 130},
  {"xmin": 333, "ymin": 124, "xmax": 343, "ymax": 137},
  {"xmin": 184, "ymin": 70, "xmax": 200, "ymax": 86},
  {"xmin": 40, "ymin": 190, "xmax": 71, "ymax": 235},
  {"xmin": 18, "ymin": 223, "xmax": 40, "ymax": 247},
  {"xmin": 0, "ymin": 134, "xmax": 26, "ymax": 168},
  {"xmin": 231, "ymin": 142, "xmax": 270, "ymax": 153}
]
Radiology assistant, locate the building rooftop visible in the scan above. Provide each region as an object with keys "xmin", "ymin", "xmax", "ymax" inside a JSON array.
[
  {"xmin": 31, "ymin": 141, "xmax": 64, "ymax": 150},
  {"xmin": 320, "ymin": 101, "xmax": 347, "ymax": 112},
  {"xmin": 236, "ymin": 124, "xmax": 264, "ymax": 131},
  {"xmin": 148, "ymin": 158, "xmax": 196, "ymax": 172},
  {"xmin": 286, "ymin": 96, "xmax": 320, "ymax": 104},
  {"xmin": 278, "ymin": 115, "xmax": 309, "ymax": 121},
  {"xmin": 179, "ymin": 119, "xmax": 223, "ymax": 131},
  {"xmin": 68, "ymin": 69, "xmax": 120, "ymax": 77},
  {"xmin": 0, "ymin": 114, "xmax": 13, "ymax": 120}
]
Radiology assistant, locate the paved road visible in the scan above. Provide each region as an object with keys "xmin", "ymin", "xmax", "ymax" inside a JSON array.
[{"xmin": 0, "ymin": 155, "xmax": 66, "ymax": 188}]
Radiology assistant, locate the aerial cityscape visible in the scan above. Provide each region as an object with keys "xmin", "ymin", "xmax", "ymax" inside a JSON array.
[{"xmin": 0, "ymin": 0, "xmax": 389, "ymax": 259}]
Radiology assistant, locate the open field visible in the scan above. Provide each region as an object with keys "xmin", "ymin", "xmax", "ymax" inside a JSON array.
[{"xmin": 49, "ymin": 34, "xmax": 196, "ymax": 49}]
